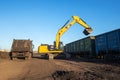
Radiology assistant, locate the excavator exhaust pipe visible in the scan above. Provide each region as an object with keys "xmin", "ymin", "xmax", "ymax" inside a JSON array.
[{"xmin": 83, "ymin": 28, "xmax": 93, "ymax": 35}]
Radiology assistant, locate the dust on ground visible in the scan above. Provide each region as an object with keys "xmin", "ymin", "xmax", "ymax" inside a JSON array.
[{"xmin": 0, "ymin": 56, "xmax": 120, "ymax": 80}]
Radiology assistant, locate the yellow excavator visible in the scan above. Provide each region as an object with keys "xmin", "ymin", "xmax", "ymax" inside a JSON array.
[{"xmin": 38, "ymin": 16, "xmax": 93, "ymax": 59}]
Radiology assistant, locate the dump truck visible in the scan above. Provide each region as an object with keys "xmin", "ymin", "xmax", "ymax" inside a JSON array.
[
  {"xmin": 10, "ymin": 39, "xmax": 34, "ymax": 60},
  {"xmin": 38, "ymin": 16, "xmax": 93, "ymax": 59}
]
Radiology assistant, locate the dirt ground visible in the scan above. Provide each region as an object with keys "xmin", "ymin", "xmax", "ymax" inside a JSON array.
[{"xmin": 0, "ymin": 54, "xmax": 120, "ymax": 80}]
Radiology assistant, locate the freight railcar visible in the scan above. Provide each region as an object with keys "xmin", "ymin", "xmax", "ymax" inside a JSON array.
[
  {"xmin": 64, "ymin": 36, "xmax": 96, "ymax": 58},
  {"xmin": 64, "ymin": 28, "xmax": 120, "ymax": 60},
  {"xmin": 95, "ymin": 29, "xmax": 120, "ymax": 60}
]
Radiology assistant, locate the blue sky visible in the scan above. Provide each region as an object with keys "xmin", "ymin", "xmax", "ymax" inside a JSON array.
[{"xmin": 0, "ymin": 0, "xmax": 120, "ymax": 51}]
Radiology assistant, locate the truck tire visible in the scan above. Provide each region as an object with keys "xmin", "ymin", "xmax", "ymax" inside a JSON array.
[
  {"xmin": 28, "ymin": 53, "xmax": 32, "ymax": 59},
  {"xmin": 11, "ymin": 52, "xmax": 17, "ymax": 60},
  {"xmin": 12, "ymin": 57, "xmax": 17, "ymax": 60},
  {"xmin": 25, "ymin": 52, "xmax": 31, "ymax": 60}
]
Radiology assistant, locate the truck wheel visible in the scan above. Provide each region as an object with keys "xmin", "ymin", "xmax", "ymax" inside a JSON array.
[
  {"xmin": 12, "ymin": 57, "xmax": 17, "ymax": 60},
  {"xmin": 25, "ymin": 52, "xmax": 31, "ymax": 60},
  {"xmin": 28, "ymin": 53, "xmax": 32, "ymax": 59},
  {"xmin": 11, "ymin": 52, "xmax": 17, "ymax": 60}
]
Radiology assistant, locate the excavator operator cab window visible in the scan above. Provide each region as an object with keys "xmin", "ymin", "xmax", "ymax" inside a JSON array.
[
  {"xmin": 48, "ymin": 45, "xmax": 55, "ymax": 51},
  {"xmin": 59, "ymin": 42, "xmax": 64, "ymax": 50}
]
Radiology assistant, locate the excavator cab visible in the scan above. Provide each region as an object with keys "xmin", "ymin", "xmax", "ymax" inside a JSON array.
[
  {"xmin": 58, "ymin": 42, "xmax": 64, "ymax": 50},
  {"xmin": 48, "ymin": 45, "xmax": 55, "ymax": 50},
  {"xmin": 47, "ymin": 41, "xmax": 63, "ymax": 51},
  {"xmin": 54, "ymin": 41, "xmax": 64, "ymax": 50}
]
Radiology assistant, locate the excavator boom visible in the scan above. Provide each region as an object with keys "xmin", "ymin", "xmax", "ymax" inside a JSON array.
[{"xmin": 55, "ymin": 16, "xmax": 93, "ymax": 49}]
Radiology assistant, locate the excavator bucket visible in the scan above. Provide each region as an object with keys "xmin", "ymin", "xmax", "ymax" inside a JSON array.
[{"xmin": 83, "ymin": 28, "xmax": 93, "ymax": 35}]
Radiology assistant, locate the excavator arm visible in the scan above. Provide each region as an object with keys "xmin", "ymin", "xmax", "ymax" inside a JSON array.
[{"xmin": 55, "ymin": 16, "xmax": 93, "ymax": 49}]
